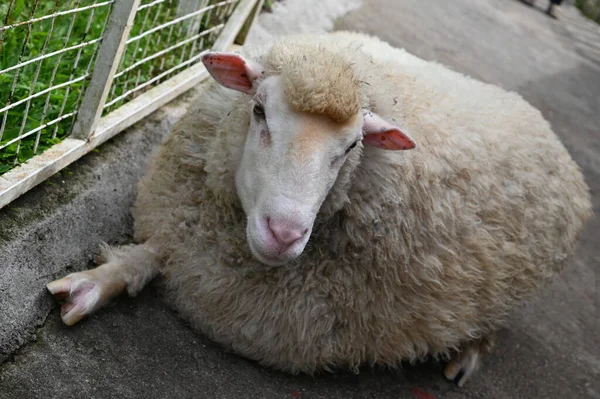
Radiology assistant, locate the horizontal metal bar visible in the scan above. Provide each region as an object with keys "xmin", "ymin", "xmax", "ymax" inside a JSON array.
[
  {"xmin": 0, "ymin": 74, "xmax": 89, "ymax": 115},
  {"xmin": 137, "ymin": 0, "xmax": 167, "ymax": 11},
  {"xmin": 0, "ymin": 38, "xmax": 102, "ymax": 76},
  {"xmin": 113, "ymin": 23, "xmax": 223, "ymax": 79},
  {"xmin": 97, "ymin": 62, "xmax": 209, "ymax": 138},
  {"xmin": 125, "ymin": 0, "xmax": 236, "ymax": 44},
  {"xmin": 0, "ymin": 111, "xmax": 77, "ymax": 151},
  {"xmin": 0, "ymin": 1, "xmax": 115, "ymax": 32},
  {"xmin": 104, "ymin": 49, "xmax": 210, "ymax": 108}
]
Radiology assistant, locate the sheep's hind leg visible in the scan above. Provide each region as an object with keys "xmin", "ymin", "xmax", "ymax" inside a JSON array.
[
  {"xmin": 443, "ymin": 334, "xmax": 496, "ymax": 387},
  {"xmin": 46, "ymin": 243, "xmax": 161, "ymax": 326}
]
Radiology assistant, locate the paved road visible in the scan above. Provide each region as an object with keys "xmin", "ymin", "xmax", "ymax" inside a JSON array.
[
  {"xmin": 1, "ymin": 1, "xmax": 598, "ymax": 398},
  {"xmin": 337, "ymin": 1, "xmax": 600, "ymax": 396}
]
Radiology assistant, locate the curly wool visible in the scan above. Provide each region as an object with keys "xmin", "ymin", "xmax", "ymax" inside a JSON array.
[
  {"xmin": 269, "ymin": 43, "xmax": 362, "ymax": 122},
  {"xmin": 131, "ymin": 31, "xmax": 593, "ymax": 374}
]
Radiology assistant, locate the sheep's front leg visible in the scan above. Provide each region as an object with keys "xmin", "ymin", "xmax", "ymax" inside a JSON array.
[
  {"xmin": 443, "ymin": 334, "xmax": 496, "ymax": 387},
  {"xmin": 47, "ymin": 243, "xmax": 161, "ymax": 326}
]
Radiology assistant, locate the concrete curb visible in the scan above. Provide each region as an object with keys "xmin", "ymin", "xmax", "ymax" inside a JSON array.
[
  {"xmin": 0, "ymin": 0, "xmax": 361, "ymax": 364},
  {"xmin": 0, "ymin": 95, "xmax": 192, "ymax": 362}
]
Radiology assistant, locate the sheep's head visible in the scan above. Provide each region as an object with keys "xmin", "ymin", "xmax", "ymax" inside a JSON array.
[{"xmin": 202, "ymin": 46, "xmax": 416, "ymax": 266}]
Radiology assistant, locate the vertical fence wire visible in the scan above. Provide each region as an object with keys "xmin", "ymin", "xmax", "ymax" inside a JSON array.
[
  {"xmin": 157, "ymin": 6, "xmax": 178, "ymax": 72},
  {"xmin": 14, "ymin": 1, "xmax": 58, "ymax": 158},
  {"xmin": 35, "ymin": 0, "xmax": 80, "ymax": 151},
  {"xmin": 186, "ymin": 0, "xmax": 211, "ymax": 62},
  {"xmin": 131, "ymin": 3, "xmax": 166, "ymax": 94},
  {"xmin": 0, "ymin": 0, "xmax": 39, "ymax": 146},
  {"xmin": 51, "ymin": 0, "xmax": 104, "ymax": 139},
  {"xmin": 36, "ymin": 0, "xmax": 85, "ymax": 148}
]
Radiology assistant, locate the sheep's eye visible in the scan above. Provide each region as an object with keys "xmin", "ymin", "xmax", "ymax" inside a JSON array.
[
  {"xmin": 344, "ymin": 141, "xmax": 358, "ymax": 154},
  {"xmin": 253, "ymin": 104, "xmax": 265, "ymax": 118}
]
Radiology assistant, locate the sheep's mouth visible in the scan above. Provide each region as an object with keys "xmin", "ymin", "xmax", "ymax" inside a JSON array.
[{"xmin": 247, "ymin": 236, "xmax": 302, "ymax": 267}]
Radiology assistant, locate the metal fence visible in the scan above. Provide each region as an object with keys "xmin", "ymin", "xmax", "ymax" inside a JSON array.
[{"xmin": 0, "ymin": 0, "xmax": 261, "ymax": 209}]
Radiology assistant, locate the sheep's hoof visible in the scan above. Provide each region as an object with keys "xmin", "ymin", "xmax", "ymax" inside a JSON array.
[
  {"xmin": 47, "ymin": 271, "xmax": 124, "ymax": 326},
  {"xmin": 443, "ymin": 335, "xmax": 496, "ymax": 387}
]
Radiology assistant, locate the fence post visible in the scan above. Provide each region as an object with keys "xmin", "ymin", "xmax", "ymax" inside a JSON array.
[
  {"xmin": 71, "ymin": 0, "xmax": 141, "ymax": 140},
  {"xmin": 212, "ymin": 0, "xmax": 259, "ymax": 51},
  {"xmin": 235, "ymin": 0, "xmax": 264, "ymax": 45}
]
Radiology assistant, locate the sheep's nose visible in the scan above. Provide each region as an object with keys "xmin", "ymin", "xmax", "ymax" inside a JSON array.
[{"xmin": 267, "ymin": 217, "xmax": 307, "ymax": 249}]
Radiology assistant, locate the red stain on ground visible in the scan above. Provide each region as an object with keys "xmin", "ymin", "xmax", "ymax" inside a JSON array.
[
  {"xmin": 410, "ymin": 387, "xmax": 436, "ymax": 399},
  {"xmin": 291, "ymin": 391, "xmax": 300, "ymax": 398}
]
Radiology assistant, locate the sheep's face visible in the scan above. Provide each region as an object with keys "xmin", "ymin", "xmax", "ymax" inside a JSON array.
[
  {"xmin": 234, "ymin": 75, "xmax": 365, "ymax": 265},
  {"xmin": 202, "ymin": 52, "xmax": 416, "ymax": 266}
]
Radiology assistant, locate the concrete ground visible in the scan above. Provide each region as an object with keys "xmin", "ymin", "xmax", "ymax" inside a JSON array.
[{"xmin": 1, "ymin": 0, "xmax": 599, "ymax": 398}]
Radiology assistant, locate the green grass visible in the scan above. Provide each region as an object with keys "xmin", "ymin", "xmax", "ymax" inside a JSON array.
[
  {"xmin": 0, "ymin": 0, "xmax": 111, "ymax": 174},
  {"xmin": 0, "ymin": 0, "xmax": 237, "ymax": 175},
  {"xmin": 576, "ymin": 0, "xmax": 600, "ymax": 22},
  {"xmin": 103, "ymin": 0, "xmax": 231, "ymax": 113}
]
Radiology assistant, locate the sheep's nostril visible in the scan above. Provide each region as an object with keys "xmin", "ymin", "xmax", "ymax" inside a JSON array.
[{"xmin": 267, "ymin": 218, "xmax": 307, "ymax": 248}]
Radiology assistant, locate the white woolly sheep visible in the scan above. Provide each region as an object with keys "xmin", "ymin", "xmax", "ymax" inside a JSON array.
[{"xmin": 47, "ymin": 31, "xmax": 592, "ymax": 386}]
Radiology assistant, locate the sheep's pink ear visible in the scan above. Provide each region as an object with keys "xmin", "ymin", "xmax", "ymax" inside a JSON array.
[
  {"xmin": 201, "ymin": 52, "xmax": 263, "ymax": 94},
  {"xmin": 362, "ymin": 112, "xmax": 416, "ymax": 150}
]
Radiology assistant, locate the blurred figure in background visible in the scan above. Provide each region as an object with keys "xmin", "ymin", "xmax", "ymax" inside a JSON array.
[{"xmin": 521, "ymin": 0, "xmax": 563, "ymax": 19}]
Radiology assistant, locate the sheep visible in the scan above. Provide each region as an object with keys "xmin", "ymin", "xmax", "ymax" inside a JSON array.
[{"xmin": 47, "ymin": 31, "xmax": 593, "ymax": 387}]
